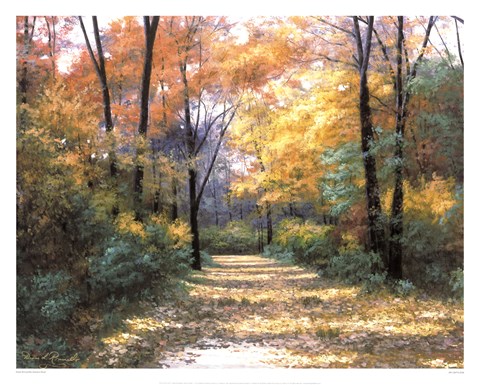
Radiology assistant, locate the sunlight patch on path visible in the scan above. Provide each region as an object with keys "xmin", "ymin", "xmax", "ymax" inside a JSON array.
[
  {"xmin": 159, "ymin": 338, "xmax": 278, "ymax": 368},
  {"xmin": 154, "ymin": 254, "xmax": 463, "ymax": 368},
  {"xmin": 89, "ymin": 254, "xmax": 463, "ymax": 369}
]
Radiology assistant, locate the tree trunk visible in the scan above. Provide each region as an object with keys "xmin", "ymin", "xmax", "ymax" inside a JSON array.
[
  {"xmin": 176, "ymin": 18, "xmax": 238, "ymax": 270},
  {"xmin": 189, "ymin": 169, "xmax": 202, "ymax": 270},
  {"xmin": 454, "ymin": 18, "xmax": 464, "ymax": 68},
  {"xmin": 255, "ymin": 203, "xmax": 264, "ymax": 253},
  {"xmin": 388, "ymin": 16, "xmax": 435, "ymax": 279},
  {"xmin": 289, "ymin": 203, "xmax": 294, "ymax": 217},
  {"xmin": 226, "ymin": 191, "xmax": 233, "ymax": 223},
  {"xmin": 153, "ymin": 191, "xmax": 160, "ymax": 214},
  {"xmin": 171, "ymin": 178, "xmax": 179, "ymax": 221},
  {"xmin": 79, "ymin": 16, "xmax": 118, "ymax": 179},
  {"xmin": 91, "ymin": 17, "xmax": 115, "ymax": 164},
  {"xmin": 153, "ymin": 56, "xmax": 169, "ymax": 215},
  {"xmin": 20, "ymin": 16, "xmax": 30, "ymax": 106},
  {"xmin": 138, "ymin": 17, "xmax": 159, "ymax": 136},
  {"xmin": 254, "ymin": 148, "xmax": 273, "ymax": 245},
  {"xmin": 353, "ymin": 16, "xmax": 387, "ymax": 264},
  {"xmin": 259, "ymin": 223, "xmax": 264, "ymax": 253},
  {"xmin": 152, "ymin": 156, "xmax": 161, "ymax": 214},
  {"xmin": 266, "ymin": 202, "xmax": 273, "ymax": 245},
  {"xmin": 19, "ymin": 16, "xmax": 35, "ymax": 131},
  {"xmin": 360, "ymin": 74, "xmax": 386, "ymax": 260},
  {"xmin": 45, "ymin": 17, "xmax": 57, "ymax": 80},
  {"xmin": 180, "ymin": 53, "xmax": 202, "ymax": 270},
  {"xmin": 212, "ymin": 180, "xmax": 219, "ymax": 226},
  {"xmin": 258, "ymin": 223, "xmax": 264, "ymax": 253},
  {"xmin": 134, "ymin": 16, "xmax": 160, "ymax": 219},
  {"xmin": 389, "ymin": 17, "xmax": 406, "ymax": 279}
]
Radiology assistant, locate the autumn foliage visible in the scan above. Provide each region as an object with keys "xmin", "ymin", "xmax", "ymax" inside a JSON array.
[{"xmin": 16, "ymin": 16, "xmax": 463, "ymax": 369}]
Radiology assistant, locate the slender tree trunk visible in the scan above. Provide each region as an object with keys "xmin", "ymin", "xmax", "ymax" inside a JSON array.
[
  {"xmin": 138, "ymin": 17, "xmax": 160, "ymax": 135},
  {"xmin": 180, "ymin": 54, "xmax": 202, "ymax": 269},
  {"xmin": 388, "ymin": 16, "xmax": 436, "ymax": 279},
  {"xmin": 212, "ymin": 179, "xmax": 219, "ymax": 226},
  {"xmin": 19, "ymin": 16, "xmax": 35, "ymax": 131},
  {"xmin": 360, "ymin": 81, "xmax": 385, "ymax": 259},
  {"xmin": 153, "ymin": 191, "xmax": 161, "ymax": 213},
  {"xmin": 171, "ymin": 177, "xmax": 179, "ymax": 221},
  {"xmin": 226, "ymin": 192, "xmax": 233, "ymax": 222},
  {"xmin": 266, "ymin": 202, "xmax": 273, "ymax": 245},
  {"xmin": 454, "ymin": 18, "xmax": 464, "ymax": 68},
  {"xmin": 152, "ymin": 56, "xmax": 169, "ymax": 214},
  {"xmin": 254, "ymin": 143, "xmax": 274, "ymax": 246},
  {"xmin": 152, "ymin": 150, "xmax": 161, "ymax": 214},
  {"xmin": 79, "ymin": 16, "xmax": 118, "ymax": 180},
  {"xmin": 20, "ymin": 16, "xmax": 29, "ymax": 105},
  {"xmin": 256, "ymin": 205, "xmax": 264, "ymax": 253},
  {"xmin": 225, "ymin": 166, "xmax": 233, "ymax": 222},
  {"xmin": 189, "ymin": 169, "xmax": 202, "ymax": 270},
  {"xmin": 91, "ymin": 17, "xmax": 114, "ymax": 133},
  {"xmin": 45, "ymin": 17, "xmax": 57, "ymax": 79},
  {"xmin": 259, "ymin": 224, "xmax": 264, "ymax": 253},
  {"xmin": 353, "ymin": 16, "xmax": 387, "ymax": 264},
  {"xmin": 134, "ymin": 16, "xmax": 160, "ymax": 220},
  {"xmin": 389, "ymin": 17, "xmax": 406, "ymax": 279},
  {"xmin": 133, "ymin": 165, "xmax": 144, "ymax": 220}
]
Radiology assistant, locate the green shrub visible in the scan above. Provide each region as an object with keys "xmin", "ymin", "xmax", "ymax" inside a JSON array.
[
  {"xmin": 102, "ymin": 307, "xmax": 124, "ymax": 330},
  {"xmin": 17, "ymin": 271, "xmax": 80, "ymax": 331},
  {"xmin": 326, "ymin": 248, "xmax": 383, "ymax": 284},
  {"xmin": 262, "ymin": 243, "xmax": 294, "ymax": 263},
  {"xmin": 393, "ymin": 279, "xmax": 416, "ymax": 297},
  {"xmin": 391, "ymin": 178, "xmax": 463, "ymax": 291},
  {"xmin": 88, "ymin": 213, "xmax": 191, "ymax": 301},
  {"xmin": 274, "ymin": 219, "xmax": 337, "ymax": 266},
  {"xmin": 200, "ymin": 250, "xmax": 219, "ymax": 267},
  {"xmin": 361, "ymin": 272, "xmax": 387, "ymax": 294},
  {"xmin": 201, "ymin": 221, "xmax": 257, "ymax": 255},
  {"xmin": 449, "ymin": 268, "xmax": 463, "ymax": 300},
  {"xmin": 401, "ymin": 217, "xmax": 464, "ymax": 295},
  {"xmin": 424, "ymin": 262, "xmax": 449, "ymax": 285}
]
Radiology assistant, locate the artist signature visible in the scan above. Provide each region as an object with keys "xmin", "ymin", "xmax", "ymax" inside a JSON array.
[{"xmin": 21, "ymin": 351, "xmax": 80, "ymax": 368}]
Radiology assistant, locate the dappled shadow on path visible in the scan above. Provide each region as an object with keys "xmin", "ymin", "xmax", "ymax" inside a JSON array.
[{"xmin": 88, "ymin": 254, "xmax": 463, "ymax": 368}]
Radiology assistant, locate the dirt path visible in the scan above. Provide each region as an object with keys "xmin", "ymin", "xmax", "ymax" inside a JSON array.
[{"xmin": 90, "ymin": 255, "xmax": 463, "ymax": 368}]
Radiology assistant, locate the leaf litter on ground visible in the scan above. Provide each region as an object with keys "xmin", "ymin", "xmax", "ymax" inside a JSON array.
[{"xmin": 85, "ymin": 254, "xmax": 463, "ymax": 368}]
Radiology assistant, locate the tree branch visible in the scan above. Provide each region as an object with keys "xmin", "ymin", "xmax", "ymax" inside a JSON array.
[
  {"xmin": 78, "ymin": 16, "xmax": 102, "ymax": 80},
  {"xmin": 450, "ymin": 16, "xmax": 464, "ymax": 24},
  {"xmin": 92, "ymin": 17, "xmax": 108, "ymax": 82},
  {"xmin": 454, "ymin": 18, "xmax": 464, "ymax": 67},
  {"xmin": 194, "ymin": 104, "xmax": 235, "ymax": 156},
  {"xmin": 370, "ymin": 93, "xmax": 396, "ymax": 114},
  {"xmin": 433, "ymin": 22, "xmax": 455, "ymax": 69},
  {"xmin": 403, "ymin": 44, "xmax": 410, "ymax": 77},
  {"xmin": 409, "ymin": 16, "xmax": 436, "ymax": 80},
  {"xmin": 361, "ymin": 17, "xmax": 375, "ymax": 76},
  {"xmin": 372, "ymin": 24, "xmax": 396, "ymax": 88},
  {"xmin": 196, "ymin": 106, "xmax": 237, "ymax": 206},
  {"xmin": 28, "ymin": 16, "xmax": 36, "ymax": 44},
  {"xmin": 352, "ymin": 17, "xmax": 364, "ymax": 67},
  {"xmin": 317, "ymin": 53, "xmax": 358, "ymax": 69},
  {"xmin": 314, "ymin": 17, "xmax": 355, "ymax": 37}
]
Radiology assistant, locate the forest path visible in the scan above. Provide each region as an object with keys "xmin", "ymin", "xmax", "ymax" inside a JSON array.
[{"xmin": 91, "ymin": 255, "xmax": 463, "ymax": 368}]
